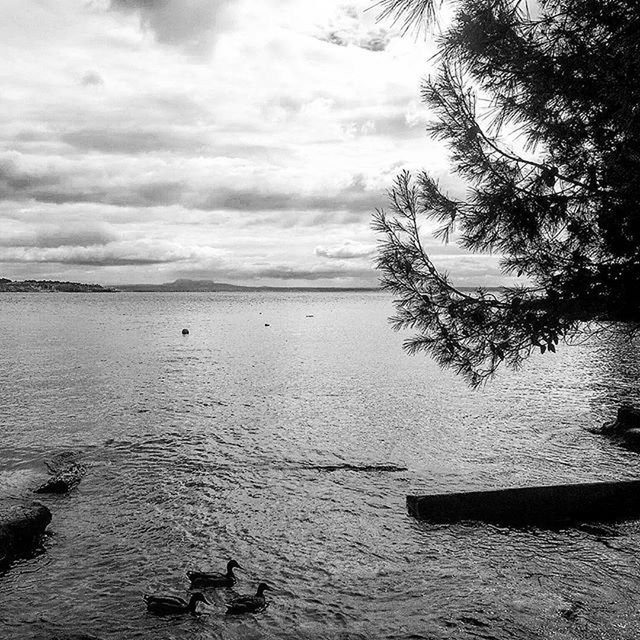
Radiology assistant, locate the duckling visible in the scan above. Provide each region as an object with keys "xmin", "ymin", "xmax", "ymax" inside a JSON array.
[
  {"xmin": 226, "ymin": 583, "xmax": 271, "ymax": 615},
  {"xmin": 187, "ymin": 559, "xmax": 241, "ymax": 588},
  {"xmin": 143, "ymin": 592, "xmax": 210, "ymax": 615}
]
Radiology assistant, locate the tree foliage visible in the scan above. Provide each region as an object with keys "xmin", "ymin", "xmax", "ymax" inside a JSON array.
[{"xmin": 373, "ymin": 0, "xmax": 640, "ymax": 386}]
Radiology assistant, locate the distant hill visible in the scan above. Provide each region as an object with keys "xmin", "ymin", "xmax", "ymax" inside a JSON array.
[
  {"xmin": 0, "ymin": 278, "xmax": 116, "ymax": 293},
  {"xmin": 116, "ymin": 279, "xmax": 378, "ymax": 292}
]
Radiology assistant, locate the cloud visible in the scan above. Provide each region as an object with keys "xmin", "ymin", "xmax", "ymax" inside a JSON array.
[
  {"xmin": 0, "ymin": 151, "xmax": 384, "ymax": 215},
  {"xmin": 169, "ymin": 260, "xmax": 377, "ymax": 283},
  {"xmin": 251, "ymin": 264, "xmax": 375, "ymax": 280},
  {"xmin": 236, "ymin": 209, "xmax": 365, "ymax": 229},
  {"xmin": 109, "ymin": 0, "xmax": 235, "ymax": 54},
  {"xmin": 315, "ymin": 241, "xmax": 375, "ymax": 259},
  {"xmin": 0, "ymin": 225, "xmax": 118, "ymax": 249},
  {"xmin": 80, "ymin": 71, "xmax": 104, "ymax": 86},
  {"xmin": 315, "ymin": 4, "xmax": 391, "ymax": 52},
  {"xmin": 339, "ymin": 113, "xmax": 426, "ymax": 139},
  {"xmin": 61, "ymin": 128, "xmax": 203, "ymax": 155},
  {"xmin": 193, "ymin": 185, "xmax": 382, "ymax": 214},
  {"xmin": 319, "ymin": 29, "xmax": 390, "ymax": 52},
  {"xmin": 0, "ymin": 239, "xmax": 197, "ymax": 266},
  {"xmin": 0, "ymin": 152, "xmax": 60, "ymax": 193},
  {"xmin": 59, "ymin": 126, "xmax": 289, "ymax": 159}
]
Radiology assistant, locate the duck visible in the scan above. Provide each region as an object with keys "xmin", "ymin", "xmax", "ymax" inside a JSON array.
[
  {"xmin": 143, "ymin": 592, "xmax": 210, "ymax": 615},
  {"xmin": 187, "ymin": 559, "xmax": 241, "ymax": 588},
  {"xmin": 226, "ymin": 583, "xmax": 271, "ymax": 615}
]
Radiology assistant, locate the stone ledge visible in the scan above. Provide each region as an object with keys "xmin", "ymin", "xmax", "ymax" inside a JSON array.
[{"xmin": 407, "ymin": 479, "xmax": 640, "ymax": 526}]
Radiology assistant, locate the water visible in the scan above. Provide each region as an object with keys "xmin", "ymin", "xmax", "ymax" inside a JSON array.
[{"xmin": 1, "ymin": 291, "xmax": 639, "ymax": 640}]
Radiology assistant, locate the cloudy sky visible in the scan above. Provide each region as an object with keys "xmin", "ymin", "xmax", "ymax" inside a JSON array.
[{"xmin": 0, "ymin": 0, "xmax": 501, "ymax": 286}]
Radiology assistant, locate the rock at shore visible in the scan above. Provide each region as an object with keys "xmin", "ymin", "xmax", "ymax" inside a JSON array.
[
  {"xmin": 0, "ymin": 502, "xmax": 51, "ymax": 570},
  {"xmin": 602, "ymin": 404, "xmax": 640, "ymax": 432},
  {"xmin": 601, "ymin": 405, "xmax": 640, "ymax": 449}
]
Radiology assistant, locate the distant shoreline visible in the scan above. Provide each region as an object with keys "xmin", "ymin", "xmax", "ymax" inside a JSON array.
[
  {"xmin": 1, "ymin": 277, "xmax": 503, "ymax": 293},
  {"xmin": 0, "ymin": 278, "xmax": 116, "ymax": 293},
  {"xmin": 0, "ymin": 277, "xmax": 378, "ymax": 293},
  {"xmin": 116, "ymin": 283, "xmax": 380, "ymax": 293},
  {"xmin": 114, "ymin": 278, "xmax": 380, "ymax": 292}
]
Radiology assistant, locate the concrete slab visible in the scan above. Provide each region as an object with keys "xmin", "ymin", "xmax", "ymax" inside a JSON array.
[{"xmin": 407, "ymin": 480, "xmax": 640, "ymax": 526}]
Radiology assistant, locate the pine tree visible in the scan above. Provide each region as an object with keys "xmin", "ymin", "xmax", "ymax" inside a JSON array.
[{"xmin": 373, "ymin": 0, "xmax": 640, "ymax": 386}]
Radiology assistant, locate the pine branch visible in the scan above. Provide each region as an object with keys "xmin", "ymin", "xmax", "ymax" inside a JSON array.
[{"xmin": 373, "ymin": 0, "xmax": 441, "ymax": 34}]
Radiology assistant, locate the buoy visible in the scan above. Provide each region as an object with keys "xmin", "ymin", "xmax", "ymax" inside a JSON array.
[{"xmin": 182, "ymin": 328, "xmax": 189, "ymax": 335}]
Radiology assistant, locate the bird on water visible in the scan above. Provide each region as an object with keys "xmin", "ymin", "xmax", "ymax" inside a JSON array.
[
  {"xmin": 187, "ymin": 559, "xmax": 241, "ymax": 588},
  {"xmin": 226, "ymin": 583, "xmax": 271, "ymax": 614},
  {"xmin": 143, "ymin": 592, "xmax": 210, "ymax": 615}
]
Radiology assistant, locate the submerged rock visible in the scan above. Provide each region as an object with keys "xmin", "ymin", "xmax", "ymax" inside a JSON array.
[
  {"xmin": 51, "ymin": 633, "xmax": 100, "ymax": 640},
  {"xmin": 35, "ymin": 465, "xmax": 86, "ymax": 494},
  {"xmin": 0, "ymin": 502, "xmax": 51, "ymax": 571},
  {"xmin": 44, "ymin": 451, "xmax": 79, "ymax": 474},
  {"xmin": 49, "ymin": 634, "xmax": 102, "ymax": 640},
  {"xmin": 312, "ymin": 463, "xmax": 407, "ymax": 472},
  {"xmin": 35, "ymin": 452, "xmax": 86, "ymax": 494}
]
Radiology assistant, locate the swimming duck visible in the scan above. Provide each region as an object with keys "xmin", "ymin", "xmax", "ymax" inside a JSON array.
[
  {"xmin": 143, "ymin": 592, "xmax": 210, "ymax": 615},
  {"xmin": 226, "ymin": 583, "xmax": 271, "ymax": 615},
  {"xmin": 187, "ymin": 559, "xmax": 241, "ymax": 588}
]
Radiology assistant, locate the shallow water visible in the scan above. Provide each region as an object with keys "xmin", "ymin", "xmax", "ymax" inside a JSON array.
[{"xmin": 1, "ymin": 291, "xmax": 640, "ymax": 639}]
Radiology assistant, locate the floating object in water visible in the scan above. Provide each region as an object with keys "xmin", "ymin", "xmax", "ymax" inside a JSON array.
[
  {"xmin": 264, "ymin": 323, "xmax": 270, "ymax": 327},
  {"xmin": 187, "ymin": 559, "xmax": 240, "ymax": 588},
  {"xmin": 226, "ymin": 583, "xmax": 271, "ymax": 615},
  {"xmin": 143, "ymin": 592, "xmax": 209, "ymax": 615},
  {"xmin": 182, "ymin": 328, "xmax": 189, "ymax": 335}
]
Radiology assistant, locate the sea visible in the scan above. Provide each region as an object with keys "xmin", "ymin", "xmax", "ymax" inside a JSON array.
[{"xmin": 1, "ymin": 291, "xmax": 640, "ymax": 640}]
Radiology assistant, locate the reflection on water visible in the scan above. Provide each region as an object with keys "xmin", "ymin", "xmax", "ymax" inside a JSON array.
[{"xmin": 1, "ymin": 292, "xmax": 640, "ymax": 639}]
